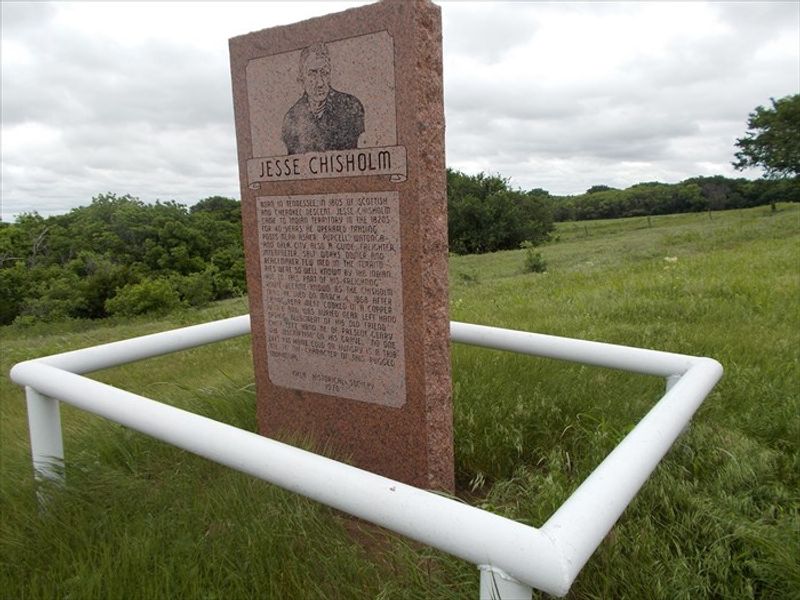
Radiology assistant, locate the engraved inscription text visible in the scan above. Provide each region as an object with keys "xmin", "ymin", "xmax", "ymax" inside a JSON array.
[{"xmin": 256, "ymin": 191, "xmax": 406, "ymax": 407}]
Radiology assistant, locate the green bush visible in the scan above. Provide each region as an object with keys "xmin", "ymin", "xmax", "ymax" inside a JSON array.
[
  {"xmin": 18, "ymin": 269, "xmax": 87, "ymax": 322},
  {"xmin": 172, "ymin": 270, "xmax": 215, "ymax": 307},
  {"xmin": 105, "ymin": 278, "xmax": 182, "ymax": 317},
  {"xmin": 447, "ymin": 170, "xmax": 554, "ymax": 254},
  {"xmin": 520, "ymin": 241, "xmax": 547, "ymax": 273},
  {"xmin": 209, "ymin": 247, "xmax": 246, "ymax": 296},
  {"xmin": 68, "ymin": 252, "xmax": 133, "ymax": 319},
  {"xmin": 0, "ymin": 193, "xmax": 245, "ymax": 324},
  {"xmin": 0, "ymin": 264, "xmax": 29, "ymax": 325}
]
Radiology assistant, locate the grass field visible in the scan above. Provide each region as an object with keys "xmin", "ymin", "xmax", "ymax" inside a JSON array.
[{"xmin": 2, "ymin": 204, "xmax": 798, "ymax": 599}]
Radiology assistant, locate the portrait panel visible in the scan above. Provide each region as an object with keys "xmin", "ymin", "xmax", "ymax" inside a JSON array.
[{"xmin": 246, "ymin": 30, "xmax": 398, "ymax": 158}]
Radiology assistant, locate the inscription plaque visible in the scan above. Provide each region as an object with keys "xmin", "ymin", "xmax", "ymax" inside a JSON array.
[{"xmin": 256, "ymin": 191, "xmax": 405, "ymax": 406}]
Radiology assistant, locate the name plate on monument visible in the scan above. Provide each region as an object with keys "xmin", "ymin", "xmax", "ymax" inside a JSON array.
[{"xmin": 230, "ymin": 0, "xmax": 453, "ymax": 491}]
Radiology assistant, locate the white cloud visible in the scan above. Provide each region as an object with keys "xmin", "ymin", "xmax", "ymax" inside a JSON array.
[{"xmin": 1, "ymin": 1, "xmax": 798, "ymax": 221}]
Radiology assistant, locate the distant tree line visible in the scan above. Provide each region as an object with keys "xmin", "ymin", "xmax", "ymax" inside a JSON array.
[
  {"xmin": 551, "ymin": 176, "xmax": 799, "ymax": 222},
  {"xmin": 1, "ymin": 171, "xmax": 797, "ymax": 324},
  {"xmin": 447, "ymin": 170, "xmax": 799, "ymax": 247},
  {"xmin": 466, "ymin": 94, "xmax": 800, "ymax": 226}
]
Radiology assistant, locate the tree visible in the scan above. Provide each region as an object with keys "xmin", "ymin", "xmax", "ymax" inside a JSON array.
[
  {"xmin": 446, "ymin": 170, "xmax": 554, "ymax": 254},
  {"xmin": 733, "ymin": 94, "xmax": 800, "ymax": 178},
  {"xmin": 0, "ymin": 192, "xmax": 248, "ymax": 324},
  {"xmin": 190, "ymin": 196, "xmax": 241, "ymax": 223},
  {"xmin": 585, "ymin": 185, "xmax": 617, "ymax": 194}
]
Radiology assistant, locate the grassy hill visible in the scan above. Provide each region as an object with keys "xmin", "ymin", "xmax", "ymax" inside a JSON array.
[{"xmin": 2, "ymin": 204, "xmax": 798, "ymax": 598}]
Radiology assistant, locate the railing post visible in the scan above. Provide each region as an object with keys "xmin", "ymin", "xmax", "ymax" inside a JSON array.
[
  {"xmin": 479, "ymin": 566, "xmax": 532, "ymax": 600},
  {"xmin": 25, "ymin": 386, "xmax": 65, "ymax": 486}
]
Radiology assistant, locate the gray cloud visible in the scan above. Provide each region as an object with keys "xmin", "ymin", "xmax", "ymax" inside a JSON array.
[
  {"xmin": 2, "ymin": 2, "xmax": 798, "ymax": 220},
  {"xmin": 2, "ymin": 4, "xmax": 238, "ymax": 218},
  {"xmin": 3, "ymin": 32, "xmax": 232, "ymax": 128},
  {"xmin": 442, "ymin": 2, "xmax": 798, "ymax": 193},
  {"xmin": 442, "ymin": 2, "xmax": 539, "ymax": 64},
  {"xmin": 714, "ymin": 1, "xmax": 800, "ymax": 40},
  {"xmin": 0, "ymin": 2, "xmax": 57, "ymax": 32}
]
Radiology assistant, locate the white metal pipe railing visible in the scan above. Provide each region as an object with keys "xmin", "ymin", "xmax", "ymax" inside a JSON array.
[
  {"xmin": 450, "ymin": 321, "xmax": 695, "ymax": 377},
  {"xmin": 11, "ymin": 358, "xmax": 567, "ymax": 594},
  {"xmin": 32, "ymin": 315, "xmax": 252, "ymax": 374},
  {"xmin": 9, "ymin": 315, "xmax": 723, "ymax": 598},
  {"xmin": 540, "ymin": 358, "xmax": 722, "ymax": 586}
]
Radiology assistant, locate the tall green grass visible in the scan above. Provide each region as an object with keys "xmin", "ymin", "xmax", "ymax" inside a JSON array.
[{"xmin": 2, "ymin": 204, "xmax": 798, "ymax": 598}]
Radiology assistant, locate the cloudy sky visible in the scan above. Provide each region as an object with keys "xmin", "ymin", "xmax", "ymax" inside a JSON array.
[{"xmin": 2, "ymin": 1, "xmax": 798, "ymax": 221}]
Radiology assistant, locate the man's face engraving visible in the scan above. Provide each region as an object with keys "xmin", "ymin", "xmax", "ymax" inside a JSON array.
[
  {"xmin": 282, "ymin": 42, "xmax": 365, "ymax": 155},
  {"xmin": 300, "ymin": 54, "xmax": 331, "ymax": 106}
]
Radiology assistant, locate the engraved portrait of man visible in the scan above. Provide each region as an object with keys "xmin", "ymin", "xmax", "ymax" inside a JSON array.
[{"xmin": 281, "ymin": 42, "xmax": 366, "ymax": 155}]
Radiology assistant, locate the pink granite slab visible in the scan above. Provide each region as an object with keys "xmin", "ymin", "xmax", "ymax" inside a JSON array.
[{"xmin": 230, "ymin": 0, "xmax": 452, "ymax": 492}]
